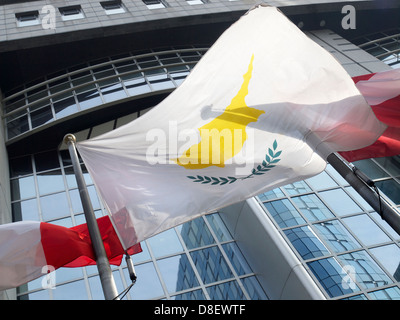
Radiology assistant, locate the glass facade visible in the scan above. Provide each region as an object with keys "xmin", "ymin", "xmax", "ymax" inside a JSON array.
[{"xmin": 258, "ymin": 158, "xmax": 400, "ymax": 299}]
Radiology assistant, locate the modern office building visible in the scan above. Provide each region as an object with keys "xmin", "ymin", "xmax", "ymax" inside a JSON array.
[{"xmin": 0, "ymin": 0, "xmax": 400, "ymax": 300}]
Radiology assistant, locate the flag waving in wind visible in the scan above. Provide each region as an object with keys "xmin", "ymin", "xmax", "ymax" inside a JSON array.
[{"xmin": 76, "ymin": 5, "xmax": 385, "ymax": 248}]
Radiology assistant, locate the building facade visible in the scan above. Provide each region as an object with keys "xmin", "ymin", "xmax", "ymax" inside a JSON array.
[{"xmin": 0, "ymin": 0, "xmax": 400, "ymax": 300}]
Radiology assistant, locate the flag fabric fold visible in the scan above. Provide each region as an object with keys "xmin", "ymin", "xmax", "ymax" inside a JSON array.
[
  {"xmin": 340, "ymin": 69, "xmax": 400, "ymax": 162},
  {"xmin": 0, "ymin": 216, "xmax": 141, "ymax": 290},
  {"xmin": 76, "ymin": 5, "xmax": 385, "ymax": 249}
]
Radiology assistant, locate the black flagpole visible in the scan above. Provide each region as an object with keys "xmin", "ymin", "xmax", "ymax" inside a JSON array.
[
  {"xmin": 327, "ymin": 152, "xmax": 400, "ymax": 236},
  {"xmin": 64, "ymin": 134, "xmax": 119, "ymax": 300}
]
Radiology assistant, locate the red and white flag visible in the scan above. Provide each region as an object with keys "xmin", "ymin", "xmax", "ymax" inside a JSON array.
[
  {"xmin": 340, "ymin": 69, "xmax": 400, "ymax": 162},
  {"xmin": 0, "ymin": 216, "xmax": 141, "ymax": 290}
]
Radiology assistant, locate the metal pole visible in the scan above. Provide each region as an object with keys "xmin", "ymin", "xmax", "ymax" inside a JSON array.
[
  {"xmin": 64, "ymin": 134, "xmax": 119, "ymax": 300},
  {"xmin": 327, "ymin": 152, "xmax": 400, "ymax": 236}
]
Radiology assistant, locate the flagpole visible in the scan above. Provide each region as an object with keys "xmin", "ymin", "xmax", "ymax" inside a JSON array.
[
  {"xmin": 64, "ymin": 134, "xmax": 119, "ymax": 300},
  {"xmin": 327, "ymin": 152, "xmax": 400, "ymax": 236}
]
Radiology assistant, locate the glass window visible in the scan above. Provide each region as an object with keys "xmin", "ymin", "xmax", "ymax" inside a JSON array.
[
  {"xmin": 284, "ymin": 226, "xmax": 330, "ymax": 260},
  {"xmin": 15, "ymin": 11, "xmax": 40, "ymax": 27},
  {"xmin": 100, "ymin": 0, "xmax": 126, "ymax": 14},
  {"xmin": 307, "ymin": 257, "xmax": 360, "ymax": 298},
  {"xmin": 10, "ymin": 155, "xmax": 33, "ymax": 178},
  {"xmin": 206, "ymin": 213, "xmax": 233, "ymax": 242},
  {"xmin": 11, "ymin": 176, "xmax": 36, "ymax": 200},
  {"xmin": 375, "ymin": 179, "xmax": 400, "ymax": 205},
  {"xmin": 143, "ymin": 0, "xmax": 167, "ymax": 9},
  {"xmin": 12, "ymin": 199, "xmax": 40, "ymax": 221},
  {"xmin": 157, "ymin": 254, "xmax": 199, "ymax": 293},
  {"xmin": 190, "ymin": 246, "xmax": 233, "ymax": 284},
  {"xmin": 258, "ymin": 188, "xmax": 284, "ymax": 201},
  {"xmin": 318, "ymin": 189, "xmax": 362, "ymax": 216},
  {"xmin": 177, "ymin": 217, "xmax": 215, "ymax": 249},
  {"xmin": 40, "ymin": 192, "xmax": 70, "ymax": 221},
  {"xmin": 100, "ymin": 83, "xmax": 127, "ymax": 103},
  {"xmin": 314, "ymin": 220, "xmax": 360, "ymax": 253},
  {"xmin": 222, "ymin": 242, "xmax": 253, "ymax": 275},
  {"xmin": 370, "ymin": 244, "xmax": 400, "ymax": 281},
  {"xmin": 263, "ymin": 199, "xmax": 306, "ymax": 228},
  {"xmin": 374, "ymin": 156, "xmax": 400, "ymax": 177},
  {"xmin": 7, "ymin": 115, "xmax": 29, "ymax": 139},
  {"xmin": 146, "ymin": 228, "xmax": 183, "ymax": 258},
  {"xmin": 37, "ymin": 169, "xmax": 65, "ymax": 195},
  {"xmin": 59, "ymin": 5, "xmax": 85, "ymax": 21},
  {"xmin": 342, "ymin": 214, "xmax": 391, "ymax": 246},
  {"xmin": 34, "ymin": 150, "xmax": 60, "ymax": 172},
  {"xmin": 241, "ymin": 276, "xmax": 268, "ymax": 299},
  {"xmin": 52, "ymin": 280, "xmax": 88, "ymax": 300},
  {"xmin": 344, "ymin": 186, "xmax": 373, "ymax": 211},
  {"xmin": 338, "ymin": 251, "xmax": 392, "ymax": 290},
  {"xmin": 207, "ymin": 280, "xmax": 245, "ymax": 300},
  {"xmin": 77, "ymin": 90, "xmax": 103, "ymax": 110},
  {"xmin": 352, "ymin": 159, "xmax": 389, "ymax": 179},
  {"xmin": 54, "ymin": 97, "xmax": 78, "ymax": 119},
  {"xmin": 125, "ymin": 262, "xmax": 164, "ymax": 299},
  {"xmin": 292, "ymin": 194, "xmax": 334, "ymax": 222},
  {"xmin": 282, "ymin": 181, "xmax": 312, "ymax": 195},
  {"xmin": 369, "ymin": 286, "xmax": 400, "ymax": 300},
  {"xmin": 305, "ymin": 171, "xmax": 338, "ymax": 190}
]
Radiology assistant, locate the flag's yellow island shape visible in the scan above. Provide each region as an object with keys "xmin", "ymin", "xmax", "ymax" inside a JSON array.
[{"xmin": 176, "ymin": 55, "xmax": 265, "ymax": 169}]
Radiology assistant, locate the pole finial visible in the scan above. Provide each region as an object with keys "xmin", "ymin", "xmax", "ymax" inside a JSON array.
[{"xmin": 63, "ymin": 133, "xmax": 76, "ymax": 145}]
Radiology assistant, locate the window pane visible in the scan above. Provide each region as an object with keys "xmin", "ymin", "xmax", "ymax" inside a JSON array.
[
  {"xmin": 12, "ymin": 199, "xmax": 39, "ymax": 221},
  {"xmin": 374, "ymin": 156, "xmax": 400, "ymax": 177},
  {"xmin": 375, "ymin": 179, "xmax": 400, "ymax": 205},
  {"xmin": 343, "ymin": 214, "xmax": 391, "ymax": 246},
  {"xmin": 52, "ymin": 280, "xmax": 88, "ymax": 300},
  {"xmin": 282, "ymin": 181, "xmax": 312, "ymax": 195},
  {"xmin": 190, "ymin": 246, "xmax": 233, "ymax": 284},
  {"xmin": 263, "ymin": 199, "xmax": 305, "ymax": 228},
  {"xmin": 206, "ymin": 213, "xmax": 233, "ymax": 242},
  {"xmin": 222, "ymin": 242, "xmax": 252, "ymax": 275},
  {"xmin": 30, "ymin": 106, "xmax": 53, "ymax": 128},
  {"xmin": 370, "ymin": 244, "xmax": 400, "ymax": 281},
  {"xmin": 292, "ymin": 194, "xmax": 334, "ymax": 222},
  {"xmin": 177, "ymin": 217, "xmax": 215, "ymax": 249},
  {"xmin": 10, "ymin": 155, "xmax": 33, "ymax": 177},
  {"xmin": 207, "ymin": 280, "xmax": 245, "ymax": 300},
  {"xmin": 147, "ymin": 228, "xmax": 183, "ymax": 258},
  {"xmin": 127, "ymin": 262, "xmax": 164, "ymax": 299},
  {"xmin": 241, "ymin": 276, "xmax": 268, "ymax": 299},
  {"xmin": 307, "ymin": 257, "xmax": 360, "ymax": 298},
  {"xmin": 338, "ymin": 251, "xmax": 392, "ymax": 290},
  {"xmin": 305, "ymin": 171, "xmax": 338, "ymax": 190},
  {"xmin": 171, "ymin": 289, "xmax": 206, "ymax": 300},
  {"xmin": 314, "ymin": 220, "xmax": 360, "ymax": 253},
  {"xmin": 369, "ymin": 286, "xmax": 400, "ymax": 300},
  {"xmin": 37, "ymin": 169, "xmax": 65, "ymax": 195},
  {"xmin": 284, "ymin": 226, "xmax": 330, "ymax": 260},
  {"xmin": 40, "ymin": 192, "xmax": 70, "ymax": 220},
  {"xmin": 258, "ymin": 188, "xmax": 284, "ymax": 201},
  {"xmin": 319, "ymin": 189, "xmax": 362, "ymax": 216},
  {"xmin": 34, "ymin": 150, "xmax": 60, "ymax": 172},
  {"xmin": 11, "ymin": 176, "xmax": 36, "ymax": 200},
  {"xmin": 157, "ymin": 254, "xmax": 199, "ymax": 293}
]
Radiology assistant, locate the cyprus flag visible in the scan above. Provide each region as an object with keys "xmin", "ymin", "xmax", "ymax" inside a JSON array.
[{"xmin": 77, "ymin": 5, "xmax": 385, "ymax": 248}]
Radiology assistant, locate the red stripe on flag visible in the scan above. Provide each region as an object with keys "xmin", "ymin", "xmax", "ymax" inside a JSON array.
[{"xmin": 41, "ymin": 216, "xmax": 142, "ymax": 269}]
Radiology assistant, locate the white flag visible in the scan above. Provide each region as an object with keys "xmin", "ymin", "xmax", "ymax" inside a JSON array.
[{"xmin": 76, "ymin": 5, "xmax": 385, "ymax": 247}]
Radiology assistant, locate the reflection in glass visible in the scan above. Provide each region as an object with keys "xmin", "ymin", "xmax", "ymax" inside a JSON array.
[
  {"xmin": 352, "ymin": 159, "xmax": 389, "ymax": 179},
  {"xmin": 319, "ymin": 189, "xmax": 362, "ymax": 216},
  {"xmin": 282, "ymin": 181, "xmax": 311, "ymax": 195},
  {"xmin": 37, "ymin": 169, "xmax": 65, "ymax": 195},
  {"xmin": 369, "ymin": 286, "xmax": 400, "ymax": 300},
  {"xmin": 258, "ymin": 188, "xmax": 284, "ymax": 201},
  {"xmin": 307, "ymin": 257, "xmax": 360, "ymax": 298},
  {"xmin": 241, "ymin": 276, "xmax": 268, "ymax": 299},
  {"xmin": 284, "ymin": 226, "xmax": 329, "ymax": 259},
  {"xmin": 206, "ymin": 213, "xmax": 232, "ymax": 242},
  {"xmin": 126, "ymin": 262, "xmax": 164, "ymax": 299},
  {"xmin": 370, "ymin": 244, "xmax": 400, "ymax": 281},
  {"xmin": 338, "ymin": 251, "xmax": 392, "ymax": 289},
  {"xmin": 190, "ymin": 246, "xmax": 233, "ymax": 284},
  {"xmin": 147, "ymin": 228, "xmax": 183, "ymax": 258},
  {"xmin": 157, "ymin": 254, "xmax": 199, "ymax": 293},
  {"xmin": 314, "ymin": 220, "xmax": 360, "ymax": 253},
  {"xmin": 263, "ymin": 199, "xmax": 305, "ymax": 228},
  {"xmin": 292, "ymin": 194, "xmax": 334, "ymax": 222},
  {"xmin": 177, "ymin": 217, "xmax": 215, "ymax": 249},
  {"xmin": 9, "ymin": 155, "xmax": 33, "ymax": 177},
  {"xmin": 12, "ymin": 199, "xmax": 39, "ymax": 221},
  {"xmin": 222, "ymin": 242, "xmax": 252, "ymax": 275},
  {"xmin": 374, "ymin": 156, "xmax": 400, "ymax": 177},
  {"xmin": 343, "ymin": 214, "xmax": 391, "ymax": 246},
  {"xmin": 207, "ymin": 280, "xmax": 245, "ymax": 300}
]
